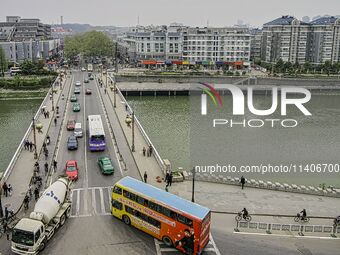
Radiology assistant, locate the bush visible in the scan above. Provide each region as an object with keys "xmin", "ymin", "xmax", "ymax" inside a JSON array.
[{"xmin": 0, "ymin": 76, "xmax": 56, "ymax": 90}]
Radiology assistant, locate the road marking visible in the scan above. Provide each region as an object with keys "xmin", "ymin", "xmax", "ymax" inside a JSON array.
[
  {"xmin": 233, "ymin": 231, "xmax": 340, "ymax": 240},
  {"xmin": 154, "ymin": 234, "xmax": 221, "ymax": 255},
  {"xmin": 107, "ymin": 186, "xmax": 112, "ymax": 209},
  {"xmin": 83, "ymin": 71, "xmax": 89, "ymax": 215},
  {"xmin": 91, "ymin": 186, "xmax": 97, "ymax": 214},
  {"xmin": 76, "ymin": 189, "xmax": 80, "ymax": 216},
  {"xmin": 94, "ymin": 75, "xmax": 124, "ymax": 177},
  {"xmin": 99, "ymin": 188, "xmax": 105, "ymax": 214},
  {"xmin": 72, "ymin": 185, "xmax": 112, "ymax": 191}
]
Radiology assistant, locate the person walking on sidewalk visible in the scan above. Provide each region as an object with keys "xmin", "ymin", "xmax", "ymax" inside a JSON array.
[
  {"xmin": 34, "ymin": 188, "xmax": 40, "ymax": 201},
  {"xmin": 53, "ymin": 159, "xmax": 57, "ymax": 171},
  {"xmin": 143, "ymin": 171, "xmax": 148, "ymax": 183},
  {"xmin": 7, "ymin": 184, "xmax": 13, "ymax": 196},
  {"xmin": 29, "ymin": 141, "xmax": 33, "ymax": 152},
  {"xmin": 168, "ymin": 172, "xmax": 173, "ymax": 187},
  {"xmin": 142, "ymin": 147, "xmax": 146, "ymax": 156},
  {"xmin": 44, "ymin": 162, "xmax": 49, "ymax": 175},
  {"xmin": 240, "ymin": 176, "xmax": 246, "ymax": 190},
  {"xmin": 149, "ymin": 145, "xmax": 153, "ymax": 156},
  {"xmin": 2, "ymin": 182, "xmax": 8, "ymax": 197},
  {"xmin": 44, "ymin": 149, "xmax": 49, "ymax": 160},
  {"xmin": 54, "ymin": 117, "xmax": 57, "ymax": 126},
  {"xmin": 165, "ymin": 172, "xmax": 170, "ymax": 185}
]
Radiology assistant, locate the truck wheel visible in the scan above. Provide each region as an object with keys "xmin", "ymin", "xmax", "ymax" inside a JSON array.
[
  {"xmin": 60, "ymin": 214, "xmax": 66, "ymax": 226},
  {"xmin": 66, "ymin": 206, "xmax": 71, "ymax": 218},
  {"xmin": 122, "ymin": 215, "xmax": 131, "ymax": 225},
  {"xmin": 39, "ymin": 240, "xmax": 47, "ymax": 252}
]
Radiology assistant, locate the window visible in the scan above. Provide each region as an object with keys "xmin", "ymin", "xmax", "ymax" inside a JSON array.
[
  {"xmin": 35, "ymin": 229, "xmax": 41, "ymax": 242},
  {"xmin": 112, "ymin": 199, "xmax": 123, "ymax": 210},
  {"xmin": 177, "ymin": 214, "xmax": 193, "ymax": 227},
  {"xmin": 123, "ymin": 190, "xmax": 136, "ymax": 201},
  {"xmin": 113, "ymin": 186, "xmax": 122, "ymax": 195},
  {"xmin": 125, "ymin": 205, "xmax": 161, "ymax": 229}
]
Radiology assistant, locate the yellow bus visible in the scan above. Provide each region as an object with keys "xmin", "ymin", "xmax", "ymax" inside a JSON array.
[{"xmin": 111, "ymin": 176, "xmax": 211, "ymax": 255}]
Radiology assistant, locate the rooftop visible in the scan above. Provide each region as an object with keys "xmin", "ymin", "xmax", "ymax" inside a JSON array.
[
  {"xmin": 264, "ymin": 15, "xmax": 309, "ymax": 26},
  {"xmin": 310, "ymin": 16, "xmax": 339, "ymax": 25}
]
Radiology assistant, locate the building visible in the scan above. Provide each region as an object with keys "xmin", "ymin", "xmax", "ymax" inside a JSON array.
[
  {"xmin": 261, "ymin": 15, "xmax": 340, "ymax": 65},
  {"xmin": 0, "ymin": 16, "xmax": 60, "ymax": 63},
  {"xmin": 120, "ymin": 25, "xmax": 251, "ymax": 67},
  {"xmin": 250, "ymin": 28, "xmax": 262, "ymax": 62}
]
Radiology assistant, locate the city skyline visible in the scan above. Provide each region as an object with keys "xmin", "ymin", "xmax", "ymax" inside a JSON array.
[{"xmin": 1, "ymin": 0, "xmax": 339, "ymax": 27}]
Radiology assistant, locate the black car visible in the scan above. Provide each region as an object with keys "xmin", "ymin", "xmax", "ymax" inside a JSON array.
[{"xmin": 67, "ymin": 135, "xmax": 78, "ymax": 150}]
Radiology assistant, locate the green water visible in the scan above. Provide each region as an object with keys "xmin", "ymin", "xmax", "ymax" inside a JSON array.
[{"xmin": 0, "ymin": 99, "xmax": 42, "ymax": 173}]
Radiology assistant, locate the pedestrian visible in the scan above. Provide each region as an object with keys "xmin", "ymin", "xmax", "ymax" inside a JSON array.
[
  {"xmin": 46, "ymin": 111, "xmax": 50, "ymax": 118},
  {"xmin": 2, "ymin": 182, "xmax": 8, "ymax": 197},
  {"xmin": 125, "ymin": 103, "xmax": 128, "ymax": 112},
  {"xmin": 23, "ymin": 139, "xmax": 28, "ymax": 150},
  {"xmin": 34, "ymin": 161, "xmax": 40, "ymax": 173},
  {"xmin": 146, "ymin": 147, "xmax": 150, "ymax": 157},
  {"xmin": 44, "ymin": 149, "xmax": 48, "ymax": 160},
  {"xmin": 165, "ymin": 172, "xmax": 170, "ymax": 185},
  {"xmin": 149, "ymin": 145, "xmax": 153, "ymax": 156},
  {"xmin": 46, "ymin": 135, "xmax": 50, "ymax": 145},
  {"xmin": 29, "ymin": 141, "xmax": 33, "ymax": 152},
  {"xmin": 240, "ymin": 176, "xmax": 246, "ymax": 190},
  {"xmin": 7, "ymin": 184, "xmax": 13, "ymax": 196},
  {"xmin": 34, "ymin": 188, "xmax": 39, "ymax": 201},
  {"xmin": 143, "ymin": 171, "xmax": 148, "ymax": 183},
  {"xmin": 165, "ymin": 185, "xmax": 169, "ymax": 192},
  {"xmin": 43, "ymin": 142, "xmax": 46, "ymax": 150},
  {"xmin": 53, "ymin": 159, "xmax": 57, "ymax": 171},
  {"xmin": 168, "ymin": 172, "xmax": 173, "ymax": 187},
  {"xmin": 104, "ymin": 88, "xmax": 107, "ymax": 94},
  {"xmin": 142, "ymin": 147, "xmax": 146, "ymax": 156},
  {"xmin": 44, "ymin": 162, "xmax": 49, "ymax": 175},
  {"xmin": 44, "ymin": 111, "xmax": 47, "ymax": 119},
  {"xmin": 54, "ymin": 117, "xmax": 57, "ymax": 126}
]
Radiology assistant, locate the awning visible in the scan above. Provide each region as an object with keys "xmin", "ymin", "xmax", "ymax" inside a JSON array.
[
  {"xmin": 189, "ymin": 61, "xmax": 196, "ymax": 65},
  {"xmin": 156, "ymin": 61, "xmax": 165, "ymax": 65},
  {"xmin": 202, "ymin": 61, "xmax": 210, "ymax": 65},
  {"xmin": 196, "ymin": 61, "xmax": 202, "ymax": 65},
  {"xmin": 172, "ymin": 61, "xmax": 182, "ymax": 65},
  {"xmin": 142, "ymin": 60, "xmax": 157, "ymax": 65},
  {"xmin": 215, "ymin": 61, "xmax": 224, "ymax": 65},
  {"xmin": 182, "ymin": 61, "xmax": 190, "ymax": 65}
]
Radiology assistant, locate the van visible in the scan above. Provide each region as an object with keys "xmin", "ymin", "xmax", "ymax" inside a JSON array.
[{"xmin": 74, "ymin": 123, "xmax": 83, "ymax": 138}]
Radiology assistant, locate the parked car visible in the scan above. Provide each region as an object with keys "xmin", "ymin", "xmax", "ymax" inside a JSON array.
[
  {"xmin": 65, "ymin": 160, "xmax": 79, "ymax": 180},
  {"xmin": 85, "ymin": 89, "xmax": 92, "ymax": 95},
  {"xmin": 70, "ymin": 95, "xmax": 77, "ymax": 102},
  {"xmin": 75, "ymin": 81, "xmax": 81, "ymax": 86},
  {"xmin": 66, "ymin": 120, "xmax": 76, "ymax": 131},
  {"xmin": 67, "ymin": 135, "xmax": 78, "ymax": 150},
  {"xmin": 74, "ymin": 87, "xmax": 81, "ymax": 94},
  {"xmin": 84, "ymin": 78, "xmax": 89, "ymax": 83},
  {"xmin": 73, "ymin": 103, "xmax": 81, "ymax": 112},
  {"xmin": 97, "ymin": 156, "xmax": 114, "ymax": 174}
]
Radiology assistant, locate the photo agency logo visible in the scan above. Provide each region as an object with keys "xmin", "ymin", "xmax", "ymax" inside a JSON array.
[{"xmin": 199, "ymin": 83, "xmax": 312, "ymax": 128}]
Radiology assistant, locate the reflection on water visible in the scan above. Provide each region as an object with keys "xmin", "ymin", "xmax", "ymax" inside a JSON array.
[
  {"xmin": 128, "ymin": 93, "xmax": 340, "ymax": 187},
  {"xmin": 0, "ymin": 99, "xmax": 42, "ymax": 173}
]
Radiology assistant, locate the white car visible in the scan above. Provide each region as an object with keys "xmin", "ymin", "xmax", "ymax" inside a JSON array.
[
  {"xmin": 75, "ymin": 81, "xmax": 81, "ymax": 86},
  {"xmin": 81, "ymin": 67, "xmax": 86, "ymax": 72}
]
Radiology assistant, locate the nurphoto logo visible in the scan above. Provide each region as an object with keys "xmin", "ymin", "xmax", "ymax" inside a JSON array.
[{"xmin": 200, "ymin": 83, "xmax": 312, "ymax": 128}]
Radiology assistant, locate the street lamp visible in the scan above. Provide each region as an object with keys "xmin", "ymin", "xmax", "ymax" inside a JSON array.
[
  {"xmin": 51, "ymin": 82, "xmax": 55, "ymax": 112},
  {"xmin": 115, "ymin": 42, "xmax": 118, "ymax": 73},
  {"xmin": 131, "ymin": 111, "xmax": 135, "ymax": 152},
  {"xmin": 32, "ymin": 117, "xmax": 38, "ymax": 159},
  {"xmin": 0, "ymin": 183, "xmax": 4, "ymax": 218},
  {"xmin": 191, "ymin": 167, "xmax": 196, "ymax": 203}
]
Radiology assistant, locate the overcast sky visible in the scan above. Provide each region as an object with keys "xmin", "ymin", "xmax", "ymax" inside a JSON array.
[{"xmin": 1, "ymin": 0, "xmax": 339, "ymax": 27}]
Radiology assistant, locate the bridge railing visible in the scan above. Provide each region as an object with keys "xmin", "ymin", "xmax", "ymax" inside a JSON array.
[
  {"xmin": 2, "ymin": 76, "xmax": 60, "ymax": 182},
  {"xmin": 109, "ymin": 76, "xmax": 165, "ymax": 174}
]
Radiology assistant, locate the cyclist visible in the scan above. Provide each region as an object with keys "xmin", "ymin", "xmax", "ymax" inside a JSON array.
[
  {"xmin": 23, "ymin": 195, "xmax": 30, "ymax": 211},
  {"xmin": 241, "ymin": 208, "xmax": 249, "ymax": 220},
  {"xmin": 299, "ymin": 209, "xmax": 307, "ymax": 220},
  {"xmin": 334, "ymin": 216, "xmax": 340, "ymax": 226}
]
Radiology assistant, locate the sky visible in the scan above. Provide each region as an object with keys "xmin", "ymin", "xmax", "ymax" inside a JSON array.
[{"xmin": 1, "ymin": 0, "xmax": 339, "ymax": 27}]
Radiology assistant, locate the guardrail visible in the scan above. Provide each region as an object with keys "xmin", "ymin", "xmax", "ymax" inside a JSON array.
[
  {"xmin": 2, "ymin": 76, "xmax": 60, "ymax": 182},
  {"xmin": 109, "ymin": 75, "xmax": 165, "ymax": 173},
  {"xmin": 235, "ymin": 221, "xmax": 340, "ymax": 237}
]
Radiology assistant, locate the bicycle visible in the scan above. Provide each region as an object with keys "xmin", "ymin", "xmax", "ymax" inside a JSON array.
[
  {"xmin": 235, "ymin": 212, "xmax": 252, "ymax": 222},
  {"xmin": 294, "ymin": 213, "xmax": 310, "ymax": 223}
]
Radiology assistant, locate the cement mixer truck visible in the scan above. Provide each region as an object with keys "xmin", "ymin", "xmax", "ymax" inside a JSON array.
[{"xmin": 11, "ymin": 177, "xmax": 72, "ymax": 254}]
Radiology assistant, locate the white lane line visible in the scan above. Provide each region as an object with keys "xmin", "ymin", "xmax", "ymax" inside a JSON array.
[
  {"xmin": 94, "ymin": 75, "xmax": 124, "ymax": 177},
  {"xmin": 83, "ymin": 71, "xmax": 89, "ymax": 215},
  {"xmin": 91, "ymin": 188, "xmax": 97, "ymax": 214},
  {"xmin": 99, "ymin": 188, "xmax": 105, "ymax": 214},
  {"xmin": 76, "ymin": 189, "xmax": 80, "ymax": 216},
  {"xmin": 72, "ymin": 185, "xmax": 112, "ymax": 191},
  {"xmin": 209, "ymin": 233, "xmax": 221, "ymax": 255},
  {"xmin": 233, "ymin": 231, "xmax": 340, "ymax": 240},
  {"xmin": 154, "ymin": 239, "xmax": 162, "ymax": 255},
  {"xmin": 107, "ymin": 187, "xmax": 111, "ymax": 210}
]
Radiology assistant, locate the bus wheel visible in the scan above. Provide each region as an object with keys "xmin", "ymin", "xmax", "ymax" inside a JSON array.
[
  {"xmin": 66, "ymin": 206, "xmax": 71, "ymax": 218},
  {"xmin": 162, "ymin": 236, "xmax": 173, "ymax": 247},
  {"xmin": 122, "ymin": 215, "xmax": 131, "ymax": 225}
]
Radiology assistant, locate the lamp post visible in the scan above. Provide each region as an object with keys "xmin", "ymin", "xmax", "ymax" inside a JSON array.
[
  {"xmin": 105, "ymin": 68, "xmax": 108, "ymax": 88},
  {"xmin": 115, "ymin": 42, "xmax": 118, "ymax": 73},
  {"xmin": 0, "ymin": 183, "xmax": 3, "ymax": 218},
  {"xmin": 191, "ymin": 167, "xmax": 195, "ymax": 203},
  {"xmin": 51, "ymin": 82, "xmax": 55, "ymax": 112},
  {"xmin": 32, "ymin": 117, "xmax": 38, "ymax": 159},
  {"xmin": 131, "ymin": 111, "xmax": 135, "ymax": 152}
]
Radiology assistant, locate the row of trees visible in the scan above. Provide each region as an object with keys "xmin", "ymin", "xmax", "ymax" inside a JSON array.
[
  {"xmin": 19, "ymin": 60, "xmax": 57, "ymax": 75},
  {"xmin": 64, "ymin": 31, "xmax": 115, "ymax": 61},
  {"xmin": 257, "ymin": 59, "xmax": 340, "ymax": 75}
]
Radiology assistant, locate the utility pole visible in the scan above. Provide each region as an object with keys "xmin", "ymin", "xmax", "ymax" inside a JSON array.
[
  {"xmin": 32, "ymin": 117, "xmax": 38, "ymax": 159},
  {"xmin": 51, "ymin": 81, "xmax": 55, "ymax": 112},
  {"xmin": 105, "ymin": 67, "xmax": 108, "ymax": 88},
  {"xmin": 131, "ymin": 111, "xmax": 135, "ymax": 152},
  {"xmin": 191, "ymin": 167, "xmax": 195, "ymax": 203},
  {"xmin": 115, "ymin": 42, "xmax": 118, "ymax": 73}
]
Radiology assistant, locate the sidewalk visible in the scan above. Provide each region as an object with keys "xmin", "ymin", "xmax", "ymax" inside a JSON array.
[
  {"xmin": 104, "ymin": 75, "xmax": 165, "ymax": 188},
  {"xmin": 1, "ymin": 76, "xmax": 70, "ymax": 214}
]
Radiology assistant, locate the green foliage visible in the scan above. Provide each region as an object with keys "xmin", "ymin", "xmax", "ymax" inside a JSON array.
[
  {"xmin": 19, "ymin": 60, "xmax": 57, "ymax": 75},
  {"xmin": 0, "ymin": 76, "xmax": 55, "ymax": 90},
  {"xmin": 64, "ymin": 31, "xmax": 115, "ymax": 60}
]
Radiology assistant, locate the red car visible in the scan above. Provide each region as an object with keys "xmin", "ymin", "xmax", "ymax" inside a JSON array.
[
  {"xmin": 66, "ymin": 120, "xmax": 76, "ymax": 131},
  {"xmin": 85, "ymin": 89, "xmax": 92, "ymax": 95},
  {"xmin": 65, "ymin": 160, "xmax": 79, "ymax": 181}
]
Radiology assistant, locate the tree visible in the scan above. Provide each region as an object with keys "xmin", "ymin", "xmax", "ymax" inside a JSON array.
[
  {"xmin": 274, "ymin": 59, "xmax": 284, "ymax": 73},
  {"xmin": 0, "ymin": 46, "xmax": 8, "ymax": 77},
  {"xmin": 322, "ymin": 60, "xmax": 332, "ymax": 76},
  {"xmin": 303, "ymin": 61, "xmax": 312, "ymax": 73}
]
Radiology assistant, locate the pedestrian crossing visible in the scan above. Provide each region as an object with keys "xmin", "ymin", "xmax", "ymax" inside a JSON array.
[
  {"xmin": 154, "ymin": 234, "xmax": 221, "ymax": 255},
  {"xmin": 70, "ymin": 186, "xmax": 112, "ymax": 217}
]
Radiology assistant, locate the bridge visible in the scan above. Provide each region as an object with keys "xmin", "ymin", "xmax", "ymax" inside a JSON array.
[{"xmin": 0, "ymin": 70, "xmax": 339, "ymax": 255}]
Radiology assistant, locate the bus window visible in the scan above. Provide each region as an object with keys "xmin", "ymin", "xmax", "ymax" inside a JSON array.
[
  {"xmin": 112, "ymin": 199, "xmax": 122, "ymax": 210},
  {"xmin": 113, "ymin": 186, "xmax": 122, "ymax": 195},
  {"xmin": 177, "ymin": 214, "xmax": 193, "ymax": 227}
]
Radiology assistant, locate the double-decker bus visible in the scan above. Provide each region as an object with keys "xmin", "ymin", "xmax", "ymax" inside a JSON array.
[
  {"xmin": 111, "ymin": 177, "xmax": 211, "ymax": 255},
  {"xmin": 88, "ymin": 115, "xmax": 106, "ymax": 151}
]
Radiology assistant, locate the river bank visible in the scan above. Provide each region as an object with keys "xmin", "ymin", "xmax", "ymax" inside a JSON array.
[{"xmin": 0, "ymin": 88, "xmax": 48, "ymax": 99}]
